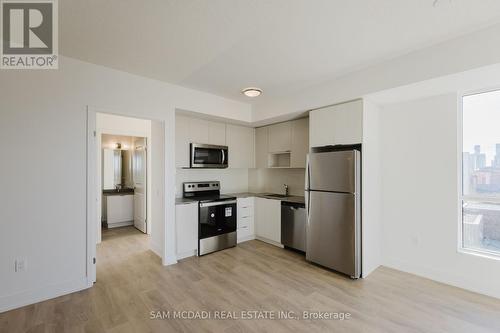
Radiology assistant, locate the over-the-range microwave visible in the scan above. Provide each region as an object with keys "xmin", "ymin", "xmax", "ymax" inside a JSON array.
[{"xmin": 190, "ymin": 143, "xmax": 228, "ymax": 168}]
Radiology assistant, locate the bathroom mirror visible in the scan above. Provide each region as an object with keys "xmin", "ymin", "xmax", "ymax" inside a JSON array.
[{"xmin": 102, "ymin": 149, "xmax": 132, "ymax": 190}]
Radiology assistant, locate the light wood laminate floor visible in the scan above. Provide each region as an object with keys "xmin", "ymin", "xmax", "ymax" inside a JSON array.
[{"xmin": 2, "ymin": 226, "xmax": 500, "ymax": 332}]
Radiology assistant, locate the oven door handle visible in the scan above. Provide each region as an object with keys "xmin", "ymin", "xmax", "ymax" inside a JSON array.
[{"xmin": 199, "ymin": 200, "xmax": 237, "ymax": 208}]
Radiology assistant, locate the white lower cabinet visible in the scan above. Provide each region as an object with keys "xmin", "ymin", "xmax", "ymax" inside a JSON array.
[
  {"xmin": 175, "ymin": 202, "xmax": 198, "ymax": 259},
  {"xmin": 237, "ymin": 197, "xmax": 255, "ymax": 243},
  {"xmin": 106, "ymin": 194, "xmax": 134, "ymax": 227},
  {"xmin": 254, "ymin": 197, "xmax": 282, "ymax": 246}
]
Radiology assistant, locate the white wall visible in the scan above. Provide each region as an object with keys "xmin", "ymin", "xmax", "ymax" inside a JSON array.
[
  {"xmin": 361, "ymin": 100, "xmax": 382, "ymax": 277},
  {"xmin": 97, "ymin": 113, "xmax": 151, "ymax": 136},
  {"xmin": 150, "ymin": 121, "xmax": 165, "ymax": 258},
  {"xmin": 0, "ymin": 55, "xmax": 251, "ymax": 312},
  {"xmin": 379, "ymin": 94, "xmax": 500, "ymax": 299},
  {"xmin": 175, "ymin": 169, "xmax": 249, "ymax": 197}
]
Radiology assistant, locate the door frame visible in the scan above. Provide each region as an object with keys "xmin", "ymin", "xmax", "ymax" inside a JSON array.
[
  {"xmin": 96, "ymin": 116, "xmax": 152, "ymax": 242},
  {"xmin": 86, "ymin": 108, "xmax": 97, "ymax": 285},
  {"xmin": 86, "ymin": 106, "xmax": 170, "ymax": 286}
]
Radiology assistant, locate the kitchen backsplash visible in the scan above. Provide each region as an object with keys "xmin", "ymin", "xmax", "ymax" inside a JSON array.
[
  {"xmin": 248, "ymin": 168, "xmax": 306, "ymax": 196},
  {"xmin": 176, "ymin": 168, "xmax": 305, "ymax": 197},
  {"xmin": 175, "ymin": 168, "xmax": 249, "ymax": 197}
]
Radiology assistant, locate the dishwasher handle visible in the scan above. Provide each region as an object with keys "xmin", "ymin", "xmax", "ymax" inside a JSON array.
[{"xmin": 281, "ymin": 201, "xmax": 305, "ymax": 209}]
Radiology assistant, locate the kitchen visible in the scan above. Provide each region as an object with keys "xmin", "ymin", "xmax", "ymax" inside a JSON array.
[
  {"xmin": 175, "ymin": 99, "xmax": 365, "ymax": 279},
  {"xmin": 5, "ymin": 2, "xmax": 500, "ymax": 331}
]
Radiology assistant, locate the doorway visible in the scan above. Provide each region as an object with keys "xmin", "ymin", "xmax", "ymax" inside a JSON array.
[
  {"xmin": 87, "ymin": 108, "xmax": 166, "ymax": 284},
  {"xmin": 101, "ymin": 134, "xmax": 148, "ymax": 233}
]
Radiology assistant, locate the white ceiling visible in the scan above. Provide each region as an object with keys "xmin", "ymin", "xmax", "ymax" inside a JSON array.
[{"xmin": 60, "ymin": 0, "xmax": 500, "ymax": 107}]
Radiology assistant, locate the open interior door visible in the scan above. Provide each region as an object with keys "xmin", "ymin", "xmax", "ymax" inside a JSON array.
[{"xmin": 133, "ymin": 138, "xmax": 147, "ymax": 233}]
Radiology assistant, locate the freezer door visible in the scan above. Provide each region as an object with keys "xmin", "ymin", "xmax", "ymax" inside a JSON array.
[
  {"xmin": 308, "ymin": 150, "xmax": 359, "ymax": 193},
  {"xmin": 306, "ymin": 190, "xmax": 360, "ymax": 278}
]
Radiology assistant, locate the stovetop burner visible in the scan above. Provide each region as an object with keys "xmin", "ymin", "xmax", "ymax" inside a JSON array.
[{"xmin": 193, "ymin": 194, "xmax": 237, "ymax": 203}]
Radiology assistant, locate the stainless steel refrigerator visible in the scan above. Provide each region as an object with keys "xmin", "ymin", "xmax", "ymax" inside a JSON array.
[{"xmin": 305, "ymin": 146, "xmax": 361, "ymax": 279}]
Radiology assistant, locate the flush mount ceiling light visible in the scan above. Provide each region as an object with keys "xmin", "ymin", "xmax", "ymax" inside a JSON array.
[{"xmin": 242, "ymin": 87, "xmax": 262, "ymax": 97}]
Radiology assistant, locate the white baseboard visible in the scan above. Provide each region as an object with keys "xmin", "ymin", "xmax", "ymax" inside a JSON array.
[
  {"xmin": 176, "ymin": 250, "xmax": 197, "ymax": 261},
  {"xmin": 106, "ymin": 221, "xmax": 134, "ymax": 228},
  {"xmin": 383, "ymin": 258, "xmax": 500, "ymax": 300},
  {"xmin": 255, "ymin": 236, "xmax": 284, "ymax": 248},
  {"xmin": 362, "ymin": 263, "xmax": 381, "ymax": 278},
  {"xmin": 164, "ymin": 254, "xmax": 178, "ymax": 266},
  {"xmin": 237, "ymin": 234, "xmax": 256, "ymax": 244},
  {"xmin": 0, "ymin": 277, "xmax": 89, "ymax": 313},
  {"xmin": 150, "ymin": 241, "xmax": 162, "ymax": 258}
]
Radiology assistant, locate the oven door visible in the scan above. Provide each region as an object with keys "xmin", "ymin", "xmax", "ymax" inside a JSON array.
[
  {"xmin": 199, "ymin": 200, "xmax": 237, "ymax": 239},
  {"xmin": 190, "ymin": 143, "xmax": 228, "ymax": 168}
]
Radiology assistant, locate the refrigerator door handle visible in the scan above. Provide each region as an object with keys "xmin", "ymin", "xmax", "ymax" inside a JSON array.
[
  {"xmin": 305, "ymin": 154, "xmax": 310, "ymax": 191},
  {"xmin": 305, "ymin": 190, "xmax": 310, "ymax": 222},
  {"xmin": 305, "ymin": 154, "xmax": 310, "ymax": 222}
]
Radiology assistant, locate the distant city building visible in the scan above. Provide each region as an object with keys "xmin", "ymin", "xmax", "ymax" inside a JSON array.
[
  {"xmin": 471, "ymin": 145, "xmax": 486, "ymax": 170},
  {"xmin": 464, "ymin": 144, "xmax": 500, "ymax": 194},
  {"xmin": 493, "ymin": 144, "xmax": 500, "ymax": 168},
  {"xmin": 463, "ymin": 152, "xmax": 473, "ymax": 194}
]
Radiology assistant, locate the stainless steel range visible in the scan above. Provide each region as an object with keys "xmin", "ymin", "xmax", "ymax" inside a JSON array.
[{"xmin": 183, "ymin": 181, "xmax": 237, "ymax": 256}]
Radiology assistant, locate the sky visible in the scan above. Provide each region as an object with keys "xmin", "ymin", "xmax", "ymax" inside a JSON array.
[{"xmin": 463, "ymin": 89, "xmax": 500, "ymax": 166}]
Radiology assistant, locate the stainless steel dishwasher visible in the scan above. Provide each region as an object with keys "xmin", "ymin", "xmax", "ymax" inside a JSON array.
[{"xmin": 281, "ymin": 201, "xmax": 306, "ymax": 252}]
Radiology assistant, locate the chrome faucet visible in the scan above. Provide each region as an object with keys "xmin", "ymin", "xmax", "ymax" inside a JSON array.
[{"xmin": 284, "ymin": 184, "xmax": 289, "ymax": 197}]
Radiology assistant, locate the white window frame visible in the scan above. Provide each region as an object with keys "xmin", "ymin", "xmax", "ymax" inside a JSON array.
[{"xmin": 458, "ymin": 88, "xmax": 500, "ymax": 260}]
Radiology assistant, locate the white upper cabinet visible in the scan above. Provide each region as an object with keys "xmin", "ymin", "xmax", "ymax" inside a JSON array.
[
  {"xmin": 226, "ymin": 124, "xmax": 255, "ymax": 168},
  {"xmin": 175, "ymin": 116, "xmax": 227, "ymax": 168},
  {"xmin": 208, "ymin": 121, "xmax": 226, "ymax": 145},
  {"xmin": 255, "ymin": 118, "xmax": 309, "ymax": 169},
  {"xmin": 175, "ymin": 115, "xmax": 191, "ymax": 168},
  {"xmin": 268, "ymin": 122, "xmax": 292, "ymax": 153},
  {"xmin": 176, "ymin": 114, "xmax": 311, "ymax": 169},
  {"xmin": 188, "ymin": 119, "xmax": 226, "ymax": 146},
  {"xmin": 309, "ymin": 99, "xmax": 363, "ymax": 148},
  {"xmin": 188, "ymin": 118, "xmax": 210, "ymax": 144},
  {"xmin": 176, "ymin": 115, "xmax": 254, "ymax": 169},
  {"xmin": 290, "ymin": 118, "xmax": 309, "ymax": 168},
  {"xmin": 255, "ymin": 126, "xmax": 269, "ymax": 168}
]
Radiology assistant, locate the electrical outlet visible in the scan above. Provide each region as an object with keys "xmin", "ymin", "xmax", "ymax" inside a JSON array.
[{"xmin": 15, "ymin": 258, "xmax": 26, "ymax": 272}]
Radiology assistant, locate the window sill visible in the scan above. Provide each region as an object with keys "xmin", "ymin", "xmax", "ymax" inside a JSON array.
[{"xmin": 458, "ymin": 247, "xmax": 500, "ymax": 261}]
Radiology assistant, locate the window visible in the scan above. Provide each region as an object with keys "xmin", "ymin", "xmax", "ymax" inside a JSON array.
[{"xmin": 462, "ymin": 90, "xmax": 500, "ymax": 256}]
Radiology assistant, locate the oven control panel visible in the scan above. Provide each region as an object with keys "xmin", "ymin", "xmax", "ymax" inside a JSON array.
[{"xmin": 183, "ymin": 181, "xmax": 220, "ymax": 193}]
